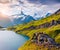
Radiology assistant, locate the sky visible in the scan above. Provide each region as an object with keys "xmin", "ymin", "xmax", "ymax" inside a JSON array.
[
  {"xmin": 0, "ymin": 0, "xmax": 60, "ymax": 18},
  {"xmin": 0, "ymin": 0, "xmax": 60, "ymax": 27}
]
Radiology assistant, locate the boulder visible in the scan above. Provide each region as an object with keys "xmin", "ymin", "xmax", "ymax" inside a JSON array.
[{"xmin": 31, "ymin": 32, "xmax": 60, "ymax": 47}]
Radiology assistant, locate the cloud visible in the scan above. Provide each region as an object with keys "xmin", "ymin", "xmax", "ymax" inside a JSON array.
[
  {"xmin": 0, "ymin": 0, "xmax": 11, "ymax": 4},
  {"xmin": 0, "ymin": 0, "xmax": 60, "ymax": 27},
  {"xmin": 0, "ymin": 13, "xmax": 13, "ymax": 27},
  {"xmin": 0, "ymin": 0, "xmax": 60, "ymax": 18}
]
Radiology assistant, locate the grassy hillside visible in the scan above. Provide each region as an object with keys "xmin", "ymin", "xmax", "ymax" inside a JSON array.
[{"xmin": 7, "ymin": 13, "xmax": 60, "ymax": 50}]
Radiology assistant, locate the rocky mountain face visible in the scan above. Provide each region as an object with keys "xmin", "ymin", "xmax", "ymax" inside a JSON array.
[
  {"xmin": 13, "ymin": 11, "xmax": 36, "ymax": 25},
  {"xmin": 36, "ymin": 19, "xmax": 60, "ymax": 29},
  {"xmin": 45, "ymin": 13, "xmax": 51, "ymax": 17},
  {"xmin": 13, "ymin": 15, "xmax": 36, "ymax": 25},
  {"xmin": 12, "ymin": 11, "xmax": 51, "ymax": 25},
  {"xmin": 31, "ymin": 32, "xmax": 60, "ymax": 49},
  {"xmin": 55, "ymin": 9, "xmax": 60, "ymax": 14},
  {"xmin": 13, "ymin": 17, "xmax": 23, "ymax": 25},
  {"xmin": 23, "ymin": 15, "xmax": 36, "ymax": 23}
]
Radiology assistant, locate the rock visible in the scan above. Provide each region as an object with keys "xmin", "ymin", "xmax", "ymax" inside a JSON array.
[
  {"xmin": 21, "ymin": 19, "xmax": 60, "ymax": 31},
  {"xmin": 57, "ymin": 19, "xmax": 60, "ymax": 24},
  {"xmin": 36, "ymin": 20, "xmax": 59, "ymax": 29},
  {"xmin": 55, "ymin": 9, "xmax": 60, "ymax": 14},
  {"xmin": 28, "ymin": 26, "xmax": 36, "ymax": 30},
  {"xmin": 44, "ymin": 22, "xmax": 50, "ymax": 27},
  {"xmin": 37, "ymin": 33, "xmax": 56, "ymax": 45},
  {"xmin": 31, "ymin": 32, "xmax": 60, "ymax": 48},
  {"xmin": 31, "ymin": 33, "xmax": 38, "ymax": 43},
  {"xmin": 50, "ymin": 20, "xmax": 57, "ymax": 26}
]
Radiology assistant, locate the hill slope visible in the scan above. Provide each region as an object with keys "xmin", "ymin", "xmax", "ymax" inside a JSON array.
[{"xmin": 7, "ymin": 10, "xmax": 60, "ymax": 50}]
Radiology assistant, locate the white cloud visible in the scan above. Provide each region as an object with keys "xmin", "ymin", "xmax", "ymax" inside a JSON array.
[{"xmin": 0, "ymin": 0, "xmax": 60, "ymax": 19}]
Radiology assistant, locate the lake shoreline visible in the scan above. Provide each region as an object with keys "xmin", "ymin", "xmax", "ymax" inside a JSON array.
[{"xmin": 0, "ymin": 30, "xmax": 29, "ymax": 50}]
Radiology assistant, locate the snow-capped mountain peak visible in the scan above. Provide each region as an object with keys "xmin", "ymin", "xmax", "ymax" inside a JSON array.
[{"xmin": 12, "ymin": 11, "xmax": 36, "ymax": 25}]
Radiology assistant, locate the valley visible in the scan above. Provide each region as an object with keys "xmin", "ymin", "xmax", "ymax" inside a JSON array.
[{"xmin": 7, "ymin": 9, "xmax": 60, "ymax": 50}]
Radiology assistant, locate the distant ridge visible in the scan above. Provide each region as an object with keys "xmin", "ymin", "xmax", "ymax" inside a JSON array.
[
  {"xmin": 0, "ymin": 26, "xmax": 3, "ymax": 28},
  {"xmin": 13, "ymin": 11, "xmax": 36, "ymax": 25},
  {"xmin": 55, "ymin": 9, "xmax": 60, "ymax": 14}
]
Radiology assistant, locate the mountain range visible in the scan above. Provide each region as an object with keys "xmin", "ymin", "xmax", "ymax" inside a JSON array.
[
  {"xmin": 0, "ymin": 10, "xmax": 57, "ymax": 27},
  {"xmin": 13, "ymin": 11, "xmax": 36, "ymax": 25},
  {"xmin": 14, "ymin": 9, "xmax": 60, "ymax": 25},
  {"xmin": 12, "ymin": 11, "xmax": 51, "ymax": 25},
  {"xmin": 8, "ymin": 9, "xmax": 60, "ymax": 50}
]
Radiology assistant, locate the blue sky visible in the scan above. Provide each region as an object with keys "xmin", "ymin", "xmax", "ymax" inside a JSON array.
[{"xmin": 27, "ymin": 0, "xmax": 60, "ymax": 4}]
